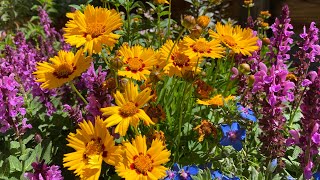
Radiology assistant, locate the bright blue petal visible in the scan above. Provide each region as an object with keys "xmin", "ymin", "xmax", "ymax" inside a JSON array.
[
  {"xmin": 239, "ymin": 129, "xmax": 246, "ymax": 140},
  {"xmin": 232, "ymin": 140, "xmax": 243, "ymax": 151},
  {"xmin": 174, "ymin": 175, "xmax": 181, "ymax": 180},
  {"xmin": 188, "ymin": 165, "xmax": 199, "ymax": 175},
  {"xmin": 211, "ymin": 170, "xmax": 223, "ymax": 179},
  {"xmin": 247, "ymin": 114, "xmax": 257, "ymax": 122},
  {"xmin": 231, "ymin": 122, "xmax": 240, "ymax": 131},
  {"xmin": 220, "ymin": 137, "xmax": 232, "ymax": 146},
  {"xmin": 220, "ymin": 124, "xmax": 231, "ymax": 136},
  {"xmin": 314, "ymin": 172, "xmax": 320, "ymax": 180},
  {"xmin": 173, "ymin": 163, "xmax": 180, "ymax": 172}
]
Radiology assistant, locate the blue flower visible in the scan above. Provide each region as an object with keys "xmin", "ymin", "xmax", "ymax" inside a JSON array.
[
  {"xmin": 237, "ymin": 103, "xmax": 257, "ymax": 122},
  {"xmin": 220, "ymin": 122, "xmax": 246, "ymax": 151},
  {"xmin": 314, "ymin": 172, "xmax": 320, "ymax": 180},
  {"xmin": 170, "ymin": 163, "xmax": 199, "ymax": 180},
  {"xmin": 211, "ymin": 170, "xmax": 240, "ymax": 180}
]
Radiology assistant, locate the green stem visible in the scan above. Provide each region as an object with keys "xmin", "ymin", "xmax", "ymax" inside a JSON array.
[
  {"xmin": 70, "ymin": 81, "xmax": 88, "ymax": 105},
  {"xmin": 288, "ymin": 87, "xmax": 306, "ymax": 127},
  {"xmin": 223, "ymin": 54, "xmax": 235, "ymax": 95},
  {"xmin": 13, "ymin": 119, "xmax": 25, "ymax": 174},
  {"xmin": 126, "ymin": 0, "xmax": 131, "ymax": 44},
  {"xmin": 165, "ymin": 0, "xmax": 172, "ymax": 40},
  {"xmin": 165, "ymin": 27, "xmax": 186, "ymax": 64},
  {"xmin": 174, "ymin": 82, "xmax": 192, "ymax": 162},
  {"xmin": 157, "ymin": 5, "xmax": 162, "ymax": 47}
]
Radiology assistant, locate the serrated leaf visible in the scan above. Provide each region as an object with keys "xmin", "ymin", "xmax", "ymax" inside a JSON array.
[{"xmin": 8, "ymin": 156, "xmax": 21, "ymax": 172}]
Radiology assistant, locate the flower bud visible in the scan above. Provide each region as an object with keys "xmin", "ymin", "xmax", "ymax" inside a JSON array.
[
  {"xmin": 110, "ymin": 57, "xmax": 124, "ymax": 70},
  {"xmin": 182, "ymin": 15, "xmax": 196, "ymax": 29},
  {"xmin": 136, "ymin": 8, "xmax": 144, "ymax": 14},
  {"xmin": 262, "ymin": 37, "xmax": 270, "ymax": 45},
  {"xmin": 239, "ymin": 63, "xmax": 251, "ymax": 74},
  {"xmin": 248, "ymin": 75, "xmax": 255, "ymax": 86},
  {"xmin": 197, "ymin": 15, "xmax": 210, "ymax": 28},
  {"xmin": 190, "ymin": 25, "xmax": 203, "ymax": 39}
]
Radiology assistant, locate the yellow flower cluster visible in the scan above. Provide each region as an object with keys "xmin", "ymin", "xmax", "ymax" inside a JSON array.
[
  {"xmin": 30, "ymin": 3, "xmax": 261, "ymax": 180},
  {"xmin": 63, "ymin": 117, "xmax": 170, "ymax": 180}
]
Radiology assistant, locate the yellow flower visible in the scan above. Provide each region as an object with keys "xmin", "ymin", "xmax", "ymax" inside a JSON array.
[
  {"xmin": 101, "ymin": 81, "xmax": 154, "ymax": 136},
  {"xmin": 160, "ymin": 40, "xmax": 200, "ymax": 77},
  {"xmin": 115, "ymin": 135, "xmax": 170, "ymax": 180},
  {"xmin": 118, "ymin": 45, "xmax": 157, "ymax": 81},
  {"xmin": 197, "ymin": 15, "xmax": 210, "ymax": 28},
  {"xmin": 63, "ymin": 117, "xmax": 122, "ymax": 180},
  {"xmin": 197, "ymin": 94, "xmax": 235, "ymax": 107},
  {"xmin": 209, "ymin": 22, "xmax": 259, "ymax": 56},
  {"xmin": 64, "ymin": 5, "xmax": 122, "ymax": 55},
  {"xmin": 153, "ymin": 0, "xmax": 169, "ymax": 4},
  {"xmin": 33, "ymin": 49, "xmax": 91, "ymax": 89},
  {"xmin": 182, "ymin": 36, "xmax": 225, "ymax": 59}
]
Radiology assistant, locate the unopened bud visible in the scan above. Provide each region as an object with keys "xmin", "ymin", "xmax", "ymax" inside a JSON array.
[
  {"xmin": 248, "ymin": 75, "xmax": 255, "ymax": 86},
  {"xmin": 110, "ymin": 57, "xmax": 124, "ymax": 70},
  {"xmin": 239, "ymin": 63, "xmax": 251, "ymax": 74},
  {"xmin": 190, "ymin": 25, "xmax": 203, "ymax": 39},
  {"xmin": 197, "ymin": 15, "xmax": 210, "ymax": 28},
  {"xmin": 262, "ymin": 37, "xmax": 270, "ymax": 45},
  {"xmin": 182, "ymin": 15, "xmax": 196, "ymax": 29}
]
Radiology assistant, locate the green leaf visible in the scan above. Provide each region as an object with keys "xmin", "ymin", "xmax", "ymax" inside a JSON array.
[
  {"xmin": 41, "ymin": 141, "xmax": 52, "ymax": 163},
  {"xmin": 24, "ymin": 143, "xmax": 42, "ymax": 171},
  {"xmin": 8, "ymin": 156, "xmax": 21, "ymax": 172},
  {"xmin": 9, "ymin": 141, "xmax": 20, "ymax": 150}
]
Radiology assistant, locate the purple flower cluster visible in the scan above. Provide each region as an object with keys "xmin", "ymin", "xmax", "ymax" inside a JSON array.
[
  {"xmin": 24, "ymin": 160, "xmax": 63, "ymax": 180},
  {"xmin": 286, "ymin": 69, "xmax": 320, "ymax": 179},
  {"xmin": 63, "ymin": 104, "xmax": 84, "ymax": 123},
  {"xmin": 252, "ymin": 5, "xmax": 295, "ymax": 166},
  {"xmin": 296, "ymin": 22, "xmax": 320, "ymax": 64},
  {"xmin": 1, "ymin": 32, "xmax": 57, "ymax": 116},
  {"xmin": 38, "ymin": 7, "xmax": 70, "ymax": 57},
  {"xmin": 77, "ymin": 63, "xmax": 113, "ymax": 121},
  {"xmin": 268, "ymin": 4, "xmax": 294, "ymax": 63},
  {"xmin": 232, "ymin": 31, "xmax": 262, "ymax": 105},
  {"xmin": 0, "ymin": 74, "xmax": 31, "ymax": 134}
]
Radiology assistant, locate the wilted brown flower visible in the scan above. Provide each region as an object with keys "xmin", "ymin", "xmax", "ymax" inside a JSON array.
[
  {"xmin": 194, "ymin": 120, "xmax": 217, "ymax": 142},
  {"xmin": 144, "ymin": 104, "xmax": 166, "ymax": 123},
  {"xmin": 193, "ymin": 79, "xmax": 213, "ymax": 99}
]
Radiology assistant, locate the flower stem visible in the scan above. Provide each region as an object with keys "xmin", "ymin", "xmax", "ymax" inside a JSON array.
[
  {"xmin": 174, "ymin": 82, "xmax": 192, "ymax": 162},
  {"xmin": 288, "ymin": 87, "xmax": 306, "ymax": 127},
  {"xmin": 70, "ymin": 81, "xmax": 88, "ymax": 105},
  {"xmin": 165, "ymin": 0, "xmax": 172, "ymax": 40},
  {"xmin": 165, "ymin": 27, "xmax": 186, "ymax": 64}
]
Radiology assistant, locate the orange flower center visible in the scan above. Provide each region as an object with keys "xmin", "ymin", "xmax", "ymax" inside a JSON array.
[
  {"xmin": 53, "ymin": 63, "xmax": 74, "ymax": 79},
  {"xmin": 120, "ymin": 102, "xmax": 138, "ymax": 117},
  {"xmin": 126, "ymin": 57, "xmax": 145, "ymax": 73},
  {"xmin": 86, "ymin": 23, "xmax": 106, "ymax": 39},
  {"xmin": 222, "ymin": 35, "xmax": 237, "ymax": 47},
  {"xmin": 172, "ymin": 52, "xmax": 190, "ymax": 68},
  {"xmin": 131, "ymin": 154, "xmax": 153, "ymax": 175},
  {"xmin": 191, "ymin": 41, "xmax": 211, "ymax": 53},
  {"xmin": 84, "ymin": 138, "xmax": 104, "ymax": 157}
]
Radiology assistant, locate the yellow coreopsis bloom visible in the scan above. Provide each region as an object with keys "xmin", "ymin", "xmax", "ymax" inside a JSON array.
[
  {"xmin": 116, "ymin": 135, "xmax": 170, "ymax": 180},
  {"xmin": 197, "ymin": 94, "xmax": 235, "ymax": 107},
  {"xmin": 33, "ymin": 49, "xmax": 91, "ymax": 89},
  {"xmin": 209, "ymin": 22, "xmax": 259, "ymax": 56},
  {"xmin": 160, "ymin": 40, "xmax": 200, "ymax": 77},
  {"xmin": 153, "ymin": 0, "xmax": 169, "ymax": 4},
  {"xmin": 117, "ymin": 45, "xmax": 157, "ymax": 81},
  {"xmin": 63, "ymin": 117, "xmax": 122, "ymax": 180},
  {"xmin": 182, "ymin": 36, "xmax": 225, "ymax": 59},
  {"xmin": 64, "ymin": 5, "xmax": 122, "ymax": 55},
  {"xmin": 101, "ymin": 81, "xmax": 154, "ymax": 136}
]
